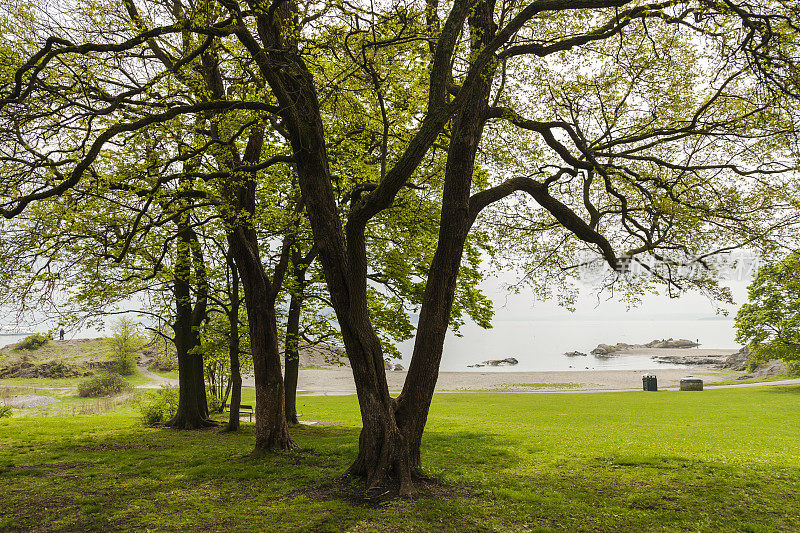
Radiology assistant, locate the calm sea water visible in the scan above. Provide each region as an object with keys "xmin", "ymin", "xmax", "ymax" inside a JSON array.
[
  {"xmin": 2, "ymin": 319, "xmax": 740, "ymax": 373},
  {"xmin": 0, "ymin": 333, "xmax": 27, "ymax": 349},
  {"xmin": 395, "ymin": 318, "xmax": 740, "ymax": 372}
]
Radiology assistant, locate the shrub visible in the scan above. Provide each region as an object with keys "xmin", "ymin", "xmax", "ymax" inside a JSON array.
[
  {"xmin": 0, "ymin": 405, "xmax": 12, "ymax": 418},
  {"xmin": 78, "ymin": 373, "xmax": 128, "ymax": 397},
  {"xmin": 15, "ymin": 333, "xmax": 50, "ymax": 350},
  {"xmin": 149, "ymin": 351, "xmax": 178, "ymax": 372},
  {"xmin": 138, "ymin": 385, "xmax": 178, "ymax": 425},
  {"xmin": 206, "ymin": 390, "xmax": 223, "ymax": 413},
  {"xmin": 110, "ymin": 318, "xmax": 142, "ymax": 376}
]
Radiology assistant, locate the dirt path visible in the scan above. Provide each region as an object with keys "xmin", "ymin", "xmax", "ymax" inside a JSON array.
[{"xmin": 136, "ymin": 365, "xmax": 179, "ymax": 389}]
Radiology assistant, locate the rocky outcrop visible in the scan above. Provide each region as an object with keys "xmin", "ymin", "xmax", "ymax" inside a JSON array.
[
  {"xmin": 564, "ymin": 351, "xmax": 587, "ymax": 357},
  {"xmin": 645, "ymin": 338, "xmax": 700, "ymax": 349},
  {"xmin": 721, "ymin": 346, "xmax": 750, "ymax": 371},
  {"xmin": 651, "ymin": 354, "xmax": 728, "ymax": 365},
  {"xmin": 591, "ymin": 344, "xmax": 621, "ymax": 356},
  {"xmin": 736, "ymin": 359, "xmax": 788, "ymax": 380},
  {"xmin": 591, "ymin": 338, "xmax": 700, "ymax": 355},
  {"xmin": 468, "ymin": 357, "xmax": 519, "ymax": 368}
]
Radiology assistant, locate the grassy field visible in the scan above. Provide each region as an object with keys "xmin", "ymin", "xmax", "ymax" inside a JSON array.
[{"xmin": 1, "ymin": 386, "xmax": 799, "ymax": 532}]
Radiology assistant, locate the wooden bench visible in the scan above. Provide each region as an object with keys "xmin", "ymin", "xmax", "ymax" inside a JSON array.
[{"xmin": 222, "ymin": 403, "xmax": 254, "ymax": 422}]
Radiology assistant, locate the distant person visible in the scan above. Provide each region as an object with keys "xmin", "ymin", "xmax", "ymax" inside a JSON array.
[{"xmin": 59, "ymin": 328, "xmax": 65, "ymax": 341}]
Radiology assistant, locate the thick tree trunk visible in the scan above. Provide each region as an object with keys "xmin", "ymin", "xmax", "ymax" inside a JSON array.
[
  {"xmin": 283, "ymin": 288, "xmax": 302, "ymax": 425},
  {"xmin": 225, "ymin": 260, "xmax": 243, "ymax": 432}
]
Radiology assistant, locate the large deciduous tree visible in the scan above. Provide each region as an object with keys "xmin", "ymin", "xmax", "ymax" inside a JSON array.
[
  {"xmin": 1, "ymin": 0, "xmax": 799, "ymax": 495},
  {"xmin": 736, "ymin": 249, "xmax": 800, "ymax": 364}
]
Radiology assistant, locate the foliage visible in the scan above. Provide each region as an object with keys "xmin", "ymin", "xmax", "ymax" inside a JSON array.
[
  {"xmin": 0, "ymin": 405, "xmax": 11, "ymax": 418},
  {"xmin": 206, "ymin": 389, "xmax": 223, "ymax": 414},
  {"xmin": 736, "ymin": 250, "xmax": 800, "ymax": 363},
  {"xmin": 109, "ymin": 318, "xmax": 143, "ymax": 376},
  {"xmin": 137, "ymin": 385, "xmax": 179, "ymax": 426},
  {"xmin": 148, "ymin": 352, "xmax": 177, "ymax": 372},
  {"xmin": 77, "ymin": 374, "xmax": 128, "ymax": 398},
  {"xmin": 14, "ymin": 333, "xmax": 49, "ymax": 351},
  {"xmin": 1, "ymin": 387, "xmax": 800, "ymax": 530}
]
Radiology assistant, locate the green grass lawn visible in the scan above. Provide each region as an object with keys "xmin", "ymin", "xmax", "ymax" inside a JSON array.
[{"xmin": 1, "ymin": 386, "xmax": 799, "ymax": 532}]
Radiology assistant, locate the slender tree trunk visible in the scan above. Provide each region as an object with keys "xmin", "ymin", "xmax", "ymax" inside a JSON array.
[{"xmin": 225, "ymin": 256, "xmax": 243, "ymax": 432}]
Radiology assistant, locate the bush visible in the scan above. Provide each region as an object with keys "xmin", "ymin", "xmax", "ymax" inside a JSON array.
[
  {"xmin": 206, "ymin": 390, "xmax": 223, "ymax": 413},
  {"xmin": 110, "ymin": 318, "xmax": 142, "ymax": 376},
  {"xmin": 78, "ymin": 373, "xmax": 128, "ymax": 397},
  {"xmin": 0, "ymin": 405, "xmax": 12, "ymax": 418},
  {"xmin": 15, "ymin": 333, "xmax": 50, "ymax": 350},
  {"xmin": 138, "ymin": 385, "xmax": 178, "ymax": 425},
  {"xmin": 149, "ymin": 351, "xmax": 178, "ymax": 372}
]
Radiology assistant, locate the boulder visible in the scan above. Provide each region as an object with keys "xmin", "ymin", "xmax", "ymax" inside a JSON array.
[
  {"xmin": 564, "ymin": 351, "xmax": 587, "ymax": 357},
  {"xmin": 591, "ymin": 344, "xmax": 616, "ymax": 356}
]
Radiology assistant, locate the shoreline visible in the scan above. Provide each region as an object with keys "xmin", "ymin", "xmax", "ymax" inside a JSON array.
[{"xmin": 293, "ymin": 366, "xmax": 732, "ymax": 394}]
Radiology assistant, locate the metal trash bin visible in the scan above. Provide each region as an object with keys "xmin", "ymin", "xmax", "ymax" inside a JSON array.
[
  {"xmin": 642, "ymin": 373, "xmax": 657, "ymax": 391},
  {"xmin": 680, "ymin": 377, "xmax": 703, "ymax": 391}
]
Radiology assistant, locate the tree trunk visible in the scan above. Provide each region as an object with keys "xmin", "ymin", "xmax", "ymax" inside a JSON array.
[
  {"xmin": 225, "ymin": 256, "xmax": 243, "ymax": 432},
  {"xmin": 395, "ymin": 0, "xmax": 496, "ymax": 467},
  {"xmin": 228, "ymin": 229, "xmax": 294, "ymax": 451},
  {"xmin": 166, "ymin": 218, "xmax": 213, "ymax": 429},
  {"xmin": 248, "ymin": 0, "xmax": 484, "ymax": 491},
  {"xmin": 284, "ymin": 288, "xmax": 302, "ymax": 425}
]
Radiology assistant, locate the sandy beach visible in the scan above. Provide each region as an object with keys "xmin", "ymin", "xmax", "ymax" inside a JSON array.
[
  {"xmin": 294, "ymin": 367, "xmax": 729, "ymax": 394},
  {"xmin": 283, "ymin": 347, "xmax": 739, "ymax": 394}
]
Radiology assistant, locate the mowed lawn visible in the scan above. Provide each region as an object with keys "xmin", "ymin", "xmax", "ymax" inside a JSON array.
[{"xmin": 1, "ymin": 387, "xmax": 798, "ymax": 532}]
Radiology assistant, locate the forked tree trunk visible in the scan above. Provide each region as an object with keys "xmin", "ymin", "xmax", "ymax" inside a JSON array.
[
  {"xmin": 249, "ymin": 0, "xmax": 486, "ymax": 491},
  {"xmin": 228, "ymin": 228, "xmax": 294, "ymax": 451}
]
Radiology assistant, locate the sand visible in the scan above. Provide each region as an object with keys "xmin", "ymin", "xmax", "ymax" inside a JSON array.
[{"xmin": 295, "ymin": 367, "xmax": 729, "ymax": 395}]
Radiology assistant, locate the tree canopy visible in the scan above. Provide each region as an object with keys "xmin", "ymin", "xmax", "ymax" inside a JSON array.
[
  {"xmin": 1, "ymin": 0, "xmax": 799, "ymax": 495},
  {"xmin": 736, "ymin": 249, "xmax": 800, "ymax": 363}
]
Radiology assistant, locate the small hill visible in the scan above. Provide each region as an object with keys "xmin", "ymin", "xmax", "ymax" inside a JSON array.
[{"xmin": 0, "ymin": 338, "xmax": 118, "ymax": 378}]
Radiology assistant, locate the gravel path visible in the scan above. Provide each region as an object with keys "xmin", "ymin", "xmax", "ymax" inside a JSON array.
[{"xmin": 3, "ymin": 394, "xmax": 61, "ymax": 408}]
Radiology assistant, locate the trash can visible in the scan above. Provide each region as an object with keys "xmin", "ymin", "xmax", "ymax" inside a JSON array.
[
  {"xmin": 680, "ymin": 377, "xmax": 703, "ymax": 391},
  {"xmin": 642, "ymin": 373, "xmax": 657, "ymax": 391}
]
